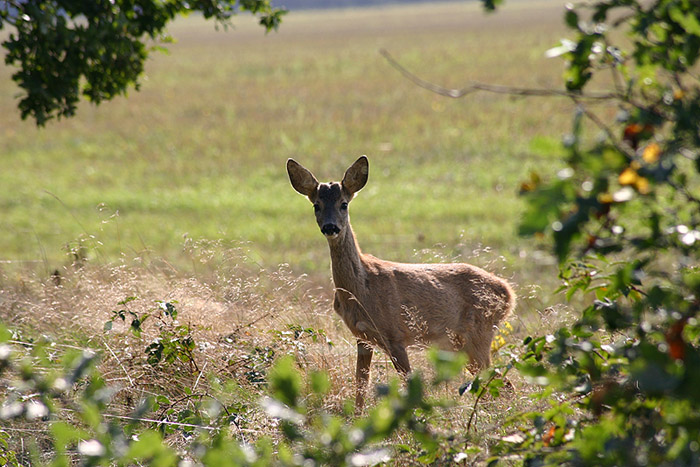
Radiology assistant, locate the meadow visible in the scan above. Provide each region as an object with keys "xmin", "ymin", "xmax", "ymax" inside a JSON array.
[
  {"xmin": 0, "ymin": 1, "xmax": 584, "ymax": 463},
  {"xmin": 0, "ymin": 0, "xmax": 573, "ymax": 273}
]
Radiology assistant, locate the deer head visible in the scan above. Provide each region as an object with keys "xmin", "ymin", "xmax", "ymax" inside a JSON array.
[{"xmin": 287, "ymin": 156, "xmax": 369, "ymax": 239}]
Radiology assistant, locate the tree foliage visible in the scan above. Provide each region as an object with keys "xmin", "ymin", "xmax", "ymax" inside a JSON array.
[
  {"xmin": 504, "ymin": 0, "xmax": 700, "ymax": 464},
  {"xmin": 0, "ymin": 0, "xmax": 286, "ymax": 125}
]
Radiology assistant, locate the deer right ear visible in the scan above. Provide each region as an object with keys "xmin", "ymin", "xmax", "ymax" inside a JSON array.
[{"xmin": 287, "ymin": 159, "xmax": 319, "ymax": 198}]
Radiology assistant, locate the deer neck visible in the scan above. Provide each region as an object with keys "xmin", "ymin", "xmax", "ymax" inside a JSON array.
[{"xmin": 327, "ymin": 225, "xmax": 366, "ymax": 295}]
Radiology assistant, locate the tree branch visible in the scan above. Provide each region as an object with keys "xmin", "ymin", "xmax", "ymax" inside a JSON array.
[
  {"xmin": 570, "ymin": 98, "xmax": 637, "ymax": 159},
  {"xmin": 379, "ymin": 48, "xmax": 619, "ymax": 101}
]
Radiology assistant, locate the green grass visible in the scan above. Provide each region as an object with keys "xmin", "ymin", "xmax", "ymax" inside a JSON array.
[{"xmin": 0, "ymin": 1, "xmax": 571, "ymax": 281}]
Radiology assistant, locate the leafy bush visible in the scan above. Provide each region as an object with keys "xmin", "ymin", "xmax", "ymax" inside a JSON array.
[{"xmin": 497, "ymin": 0, "xmax": 700, "ymax": 464}]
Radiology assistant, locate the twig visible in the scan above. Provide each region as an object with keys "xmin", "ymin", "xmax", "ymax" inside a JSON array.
[
  {"xmin": 192, "ymin": 360, "xmax": 208, "ymax": 392},
  {"xmin": 466, "ymin": 372, "xmax": 497, "ymax": 433},
  {"xmin": 466, "ymin": 364, "xmax": 513, "ymax": 433},
  {"xmin": 101, "ymin": 413, "xmax": 262, "ymax": 434},
  {"xmin": 379, "ymin": 49, "xmax": 619, "ymax": 101},
  {"xmin": 8, "ymin": 339, "xmax": 92, "ymax": 352},
  {"xmin": 100, "ymin": 413, "xmax": 217, "ymax": 431},
  {"xmin": 0, "ymin": 427, "xmax": 49, "ymax": 433},
  {"xmin": 102, "ymin": 338, "xmax": 135, "ymax": 387},
  {"xmin": 570, "ymin": 98, "xmax": 637, "ymax": 159},
  {"xmin": 231, "ymin": 310, "xmax": 275, "ymax": 335}
]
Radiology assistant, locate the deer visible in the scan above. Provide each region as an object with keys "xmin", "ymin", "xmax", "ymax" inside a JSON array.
[{"xmin": 287, "ymin": 155, "xmax": 516, "ymax": 412}]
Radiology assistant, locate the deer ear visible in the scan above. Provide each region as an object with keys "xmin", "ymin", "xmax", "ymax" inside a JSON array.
[
  {"xmin": 287, "ymin": 159, "xmax": 319, "ymax": 198},
  {"xmin": 342, "ymin": 156, "xmax": 369, "ymax": 195}
]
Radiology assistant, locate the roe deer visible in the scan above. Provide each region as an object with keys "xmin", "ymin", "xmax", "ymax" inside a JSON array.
[{"xmin": 287, "ymin": 156, "xmax": 516, "ymax": 412}]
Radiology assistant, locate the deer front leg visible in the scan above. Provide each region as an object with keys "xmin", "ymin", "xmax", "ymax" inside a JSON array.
[{"xmin": 355, "ymin": 340, "xmax": 373, "ymax": 414}]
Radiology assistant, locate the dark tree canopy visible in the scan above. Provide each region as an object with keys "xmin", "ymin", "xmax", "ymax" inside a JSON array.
[{"xmin": 0, "ymin": 1, "xmax": 286, "ymax": 125}]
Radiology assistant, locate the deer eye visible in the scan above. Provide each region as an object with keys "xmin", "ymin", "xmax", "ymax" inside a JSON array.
[
  {"xmin": 313, "ymin": 203, "xmax": 320, "ymax": 213},
  {"xmin": 340, "ymin": 202, "xmax": 348, "ymax": 210}
]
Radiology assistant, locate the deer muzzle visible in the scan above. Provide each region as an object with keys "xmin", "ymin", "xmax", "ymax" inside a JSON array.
[{"xmin": 321, "ymin": 223, "xmax": 341, "ymax": 237}]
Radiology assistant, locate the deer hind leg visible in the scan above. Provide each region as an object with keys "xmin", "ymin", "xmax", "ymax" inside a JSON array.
[
  {"xmin": 462, "ymin": 327, "xmax": 493, "ymax": 374},
  {"xmin": 355, "ymin": 340, "xmax": 373, "ymax": 414}
]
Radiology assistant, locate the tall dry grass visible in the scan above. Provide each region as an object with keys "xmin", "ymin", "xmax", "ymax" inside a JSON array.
[{"xmin": 0, "ymin": 235, "xmax": 574, "ymax": 462}]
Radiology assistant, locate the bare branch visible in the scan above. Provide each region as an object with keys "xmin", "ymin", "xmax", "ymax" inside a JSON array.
[
  {"xmin": 379, "ymin": 48, "xmax": 619, "ymax": 101},
  {"xmin": 571, "ymin": 98, "xmax": 636, "ymax": 159}
]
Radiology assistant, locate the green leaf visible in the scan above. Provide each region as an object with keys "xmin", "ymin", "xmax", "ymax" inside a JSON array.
[
  {"xmin": 668, "ymin": 6, "xmax": 700, "ymax": 36},
  {"xmin": 518, "ymin": 179, "xmax": 572, "ymax": 237},
  {"xmin": 469, "ymin": 376, "xmax": 482, "ymax": 394},
  {"xmin": 310, "ymin": 370, "xmax": 330, "ymax": 395},
  {"xmin": 158, "ymin": 301, "xmax": 178, "ymax": 319},
  {"xmin": 50, "ymin": 422, "xmax": 88, "ymax": 452},
  {"xmin": 130, "ymin": 319, "xmax": 142, "ymax": 338},
  {"xmin": 118, "ymin": 296, "xmax": 138, "ymax": 306},
  {"xmin": 368, "ymin": 401, "xmax": 396, "ymax": 435},
  {"xmin": 125, "ymin": 430, "xmax": 178, "ymax": 467},
  {"xmin": 479, "ymin": 0, "xmax": 504, "ymax": 12},
  {"xmin": 488, "ymin": 377, "xmax": 505, "ymax": 398},
  {"xmin": 156, "ymin": 395, "xmax": 170, "ymax": 406},
  {"xmin": 3, "ymin": 1, "xmax": 285, "ymax": 125},
  {"xmin": 565, "ymin": 9, "xmax": 579, "ymax": 29},
  {"xmin": 268, "ymin": 355, "xmax": 302, "ymax": 408},
  {"xmin": 427, "ymin": 348, "xmax": 468, "ymax": 385},
  {"xmin": 0, "ymin": 324, "xmax": 12, "ymax": 343}
]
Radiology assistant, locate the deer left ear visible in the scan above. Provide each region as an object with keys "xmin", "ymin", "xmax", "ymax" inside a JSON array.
[{"xmin": 342, "ymin": 156, "xmax": 369, "ymax": 195}]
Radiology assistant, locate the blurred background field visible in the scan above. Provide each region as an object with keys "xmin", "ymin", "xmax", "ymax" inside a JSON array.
[{"xmin": 0, "ymin": 1, "xmax": 571, "ymax": 280}]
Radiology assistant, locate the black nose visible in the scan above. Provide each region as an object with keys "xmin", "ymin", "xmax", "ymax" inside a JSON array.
[{"xmin": 321, "ymin": 224, "xmax": 340, "ymax": 236}]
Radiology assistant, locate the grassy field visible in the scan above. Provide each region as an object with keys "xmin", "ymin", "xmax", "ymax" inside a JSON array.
[
  {"xmin": 0, "ymin": 1, "xmax": 584, "ymax": 463},
  {"xmin": 0, "ymin": 1, "xmax": 572, "ymax": 275}
]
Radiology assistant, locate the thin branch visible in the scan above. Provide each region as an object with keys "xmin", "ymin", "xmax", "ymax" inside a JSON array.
[
  {"xmin": 102, "ymin": 338, "xmax": 135, "ymax": 387},
  {"xmin": 379, "ymin": 49, "xmax": 619, "ymax": 101},
  {"xmin": 570, "ymin": 98, "xmax": 637, "ymax": 159},
  {"xmin": 100, "ymin": 413, "xmax": 219, "ymax": 431},
  {"xmin": 8, "ymin": 339, "xmax": 92, "ymax": 352},
  {"xmin": 192, "ymin": 360, "xmax": 208, "ymax": 392},
  {"xmin": 466, "ymin": 368, "xmax": 505, "ymax": 433}
]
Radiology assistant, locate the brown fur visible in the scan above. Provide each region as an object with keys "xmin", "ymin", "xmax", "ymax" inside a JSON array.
[{"xmin": 287, "ymin": 156, "xmax": 516, "ymax": 412}]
